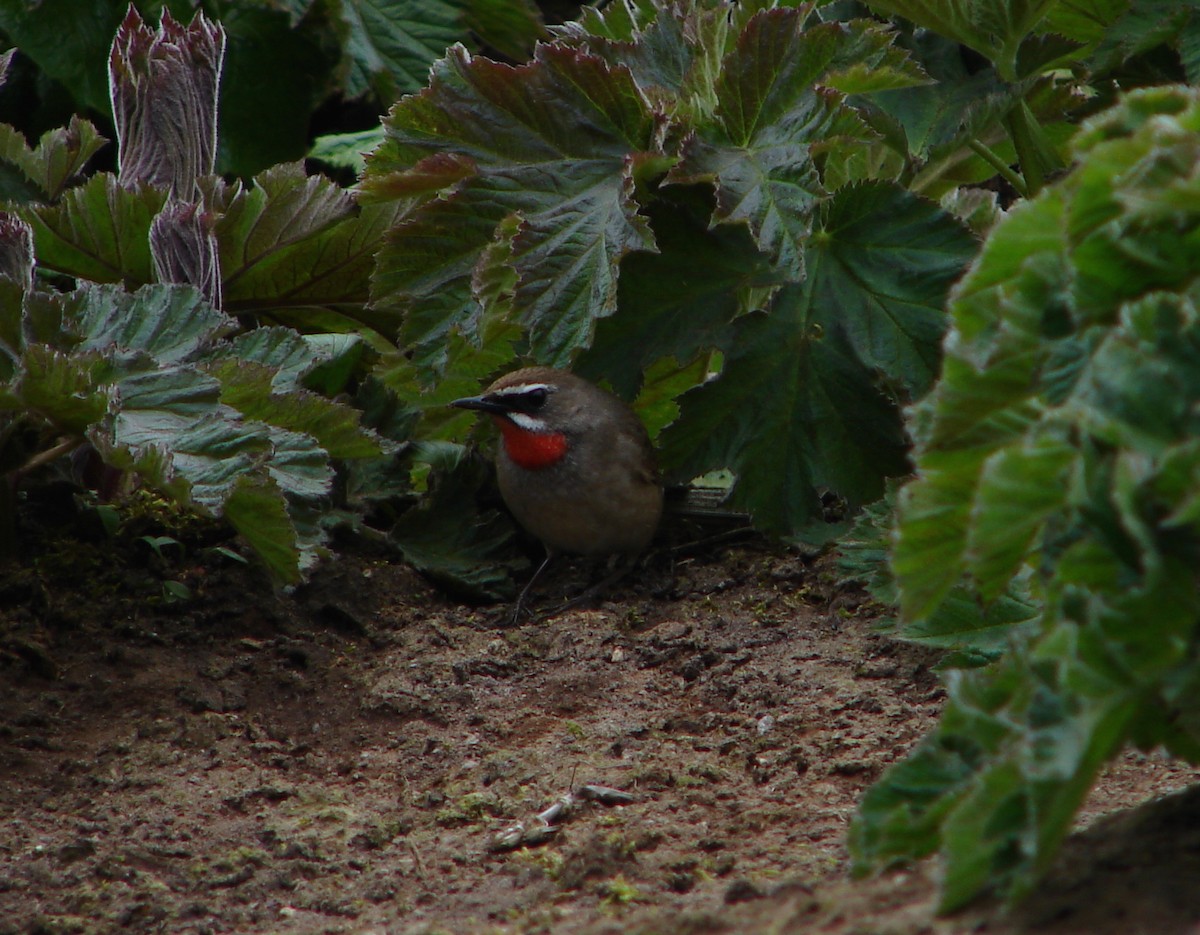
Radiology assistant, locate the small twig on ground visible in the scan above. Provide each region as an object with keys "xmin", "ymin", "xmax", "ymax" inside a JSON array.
[{"xmin": 487, "ymin": 782, "xmax": 636, "ymax": 853}]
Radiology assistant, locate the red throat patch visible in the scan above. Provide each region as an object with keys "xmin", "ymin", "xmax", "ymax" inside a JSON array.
[{"xmin": 493, "ymin": 416, "xmax": 568, "ymax": 470}]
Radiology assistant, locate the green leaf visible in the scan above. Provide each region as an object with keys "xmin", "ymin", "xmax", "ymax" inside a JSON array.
[
  {"xmin": 464, "ymin": 0, "xmax": 545, "ymax": 62},
  {"xmin": 63, "ymin": 283, "xmax": 234, "ymax": 364},
  {"xmin": 222, "ymin": 326, "xmax": 329, "ymax": 390},
  {"xmin": 309, "ymin": 126, "xmax": 385, "ymax": 175},
  {"xmin": 7, "ymin": 283, "xmax": 351, "ymax": 583},
  {"xmin": 861, "ymin": 86, "xmax": 1200, "ymax": 911},
  {"xmin": 576, "ymin": 184, "xmax": 777, "ymax": 397},
  {"xmin": 364, "ymin": 42, "xmax": 661, "ymax": 367},
  {"xmin": 0, "ymin": 0, "xmax": 125, "ymax": 112},
  {"xmin": 371, "ymin": 186, "xmax": 508, "ymax": 376},
  {"xmin": 389, "ymin": 441, "xmax": 523, "ymax": 600},
  {"xmin": 206, "ymin": 164, "xmax": 405, "ymax": 339},
  {"xmin": 632, "ymin": 353, "xmax": 713, "ymax": 442},
  {"xmin": 1090, "ymin": 0, "xmax": 1197, "ymax": 76},
  {"xmin": 373, "ymin": 214, "xmax": 522, "ymax": 439},
  {"xmin": 0, "ymin": 116, "xmax": 107, "ymax": 202},
  {"xmin": 20, "ymin": 173, "xmax": 167, "ymax": 287},
  {"xmin": 659, "ymin": 182, "xmax": 973, "ymax": 537},
  {"xmin": 806, "ymin": 182, "xmax": 974, "ymax": 393},
  {"xmin": 205, "ymin": 357, "xmax": 382, "ymax": 459},
  {"xmin": 838, "ymin": 485, "xmax": 1042, "ymax": 658},
  {"xmin": 14, "ymin": 345, "xmax": 111, "ymax": 434},
  {"xmin": 210, "ymin": 2, "xmax": 343, "ymax": 176},
  {"xmin": 223, "ymin": 474, "xmax": 303, "ymax": 584},
  {"xmin": 1041, "ymin": 0, "xmax": 1132, "ymax": 46},
  {"xmin": 338, "ymin": 0, "xmax": 463, "ymax": 101},
  {"xmin": 669, "ymin": 11, "xmax": 881, "ymax": 276},
  {"xmin": 863, "ymin": 0, "xmax": 1059, "ymax": 79},
  {"xmin": 659, "ymin": 300, "xmax": 909, "ymax": 536}
]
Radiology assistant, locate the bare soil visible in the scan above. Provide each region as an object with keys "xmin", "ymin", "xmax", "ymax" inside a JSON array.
[{"xmin": 2, "ymin": 508, "xmax": 1199, "ymax": 934}]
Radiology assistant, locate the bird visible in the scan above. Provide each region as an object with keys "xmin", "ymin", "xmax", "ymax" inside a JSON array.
[{"xmin": 450, "ymin": 366, "xmax": 663, "ymax": 619}]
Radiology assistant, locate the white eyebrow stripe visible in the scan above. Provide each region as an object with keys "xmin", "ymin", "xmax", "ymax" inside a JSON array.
[
  {"xmin": 507, "ymin": 412, "xmax": 547, "ymax": 432},
  {"xmin": 489, "ymin": 382, "xmax": 552, "ymax": 397}
]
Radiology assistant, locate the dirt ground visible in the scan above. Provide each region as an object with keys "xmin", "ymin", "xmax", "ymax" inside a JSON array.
[{"xmin": 3, "ymin": 504, "xmax": 1200, "ymax": 935}]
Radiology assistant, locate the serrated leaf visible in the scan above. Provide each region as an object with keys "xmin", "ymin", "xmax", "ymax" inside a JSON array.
[
  {"xmin": 260, "ymin": 424, "xmax": 335, "ymax": 501},
  {"xmin": 821, "ymin": 20, "xmax": 930, "ymax": 95},
  {"xmin": 577, "ymin": 183, "xmax": 779, "ymax": 397},
  {"xmin": 373, "ymin": 186, "xmax": 510, "ymax": 375},
  {"xmin": 856, "ymin": 28, "xmax": 1018, "ymax": 198},
  {"xmin": 659, "ymin": 182, "xmax": 972, "ymax": 537},
  {"xmin": 465, "ymin": 0, "xmax": 545, "ymax": 62},
  {"xmin": 206, "ymin": 357, "xmax": 381, "ymax": 459},
  {"xmin": 373, "ymin": 217, "xmax": 522, "ymax": 438},
  {"xmin": 206, "ymin": 163, "xmax": 405, "ymax": 336},
  {"xmin": 364, "ymin": 42, "xmax": 661, "ymax": 368},
  {"xmin": 68, "ymin": 283, "xmax": 233, "ymax": 365},
  {"xmin": 563, "ymin": 0, "xmax": 661, "ymax": 41},
  {"xmin": 15, "ymin": 345, "xmax": 111, "ymax": 433},
  {"xmin": 339, "ymin": 0, "xmax": 463, "ymax": 101},
  {"xmin": 223, "ymin": 326, "xmax": 327, "ymax": 390},
  {"xmin": 510, "ymin": 157, "xmax": 656, "ymax": 363},
  {"xmin": 863, "ymin": 86, "xmax": 1200, "ymax": 912},
  {"xmin": 0, "ymin": 116, "xmax": 107, "ymax": 202},
  {"xmin": 223, "ymin": 474, "xmax": 302, "ymax": 584},
  {"xmin": 659, "ymin": 302, "xmax": 910, "ymax": 536},
  {"xmin": 556, "ymin": 4, "xmax": 721, "ymax": 119},
  {"xmin": 309, "ymin": 126, "xmax": 385, "ymax": 174},
  {"xmin": 389, "ymin": 441, "xmax": 523, "ymax": 600},
  {"xmin": 301, "ymin": 333, "xmax": 371, "ymax": 395},
  {"xmin": 21, "ymin": 173, "xmax": 167, "ymax": 287},
  {"xmin": 668, "ymin": 11, "xmax": 884, "ymax": 275},
  {"xmin": 863, "ymin": 0, "xmax": 1059, "ymax": 80},
  {"xmin": 1090, "ymin": 0, "xmax": 1195, "ymax": 75},
  {"xmin": 632, "ymin": 353, "xmax": 713, "ymax": 441},
  {"xmin": 1041, "ymin": 0, "xmax": 1131, "ymax": 46},
  {"xmin": 807, "ymin": 182, "xmax": 975, "ymax": 392},
  {"xmin": 838, "ymin": 484, "xmax": 1042, "ymax": 656}
]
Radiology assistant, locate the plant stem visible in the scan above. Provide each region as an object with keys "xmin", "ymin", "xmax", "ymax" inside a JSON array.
[
  {"xmin": 1004, "ymin": 99, "xmax": 1061, "ymax": 198},
  {"xmin": 968, "ymin": 140, "xmax": 1028, "ymax": 198},
  {"xmin": 0, "ymin": 473, "xmax": 15, "ymax": 564},
  {"xmin": 20, "ymin": 437, "xmax": 78, "ymax": 475}
]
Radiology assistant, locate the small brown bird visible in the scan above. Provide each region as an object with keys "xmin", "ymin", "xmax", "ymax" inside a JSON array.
[{"xmin": 451, "ymin": 366, "xmax": 663, "ymax": 617}]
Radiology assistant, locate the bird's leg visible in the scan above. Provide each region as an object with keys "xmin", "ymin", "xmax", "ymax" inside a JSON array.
[
  {"xmin": 549, "ymin": 553, "xmax": 638, "ymax": 616},
  {"xmin": 509, "ymin": 548, "xmax": 556, "ymax": 625}
]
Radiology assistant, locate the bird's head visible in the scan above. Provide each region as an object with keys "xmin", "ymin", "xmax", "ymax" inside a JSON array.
[{"xmin": 450, "ymin": 367, "xmax": 575, "ymax": 470}]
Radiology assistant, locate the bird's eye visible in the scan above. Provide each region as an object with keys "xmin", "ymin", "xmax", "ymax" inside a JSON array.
[{"xmin": 523, "ymin": 387, "xmax": 548, "ymax": 409}]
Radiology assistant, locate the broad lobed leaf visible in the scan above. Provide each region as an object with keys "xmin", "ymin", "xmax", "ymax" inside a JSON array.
[
  {"xmin": 0, "ymin": 116, "xmax": 106, "ymax": 203},
  {"xmin": 862, "ymin": 85, "xmax": 1200, "ymax": 908},
  {"xmin": 6, "ymin": 282, "xmax": 380, "ymax": 582},
  {"xmin": 365, "ymin": 41, "xmax": 663, "ymax": 370},
  {"xmin": 659, "ymin": 181, "xmax": 974, "ymax": 537},
  {"xmin": 22, "ymin": 173, "xmax": 166, "ymax": 287}
]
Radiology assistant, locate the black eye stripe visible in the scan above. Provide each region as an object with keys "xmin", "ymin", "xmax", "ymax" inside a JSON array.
[
  {"xmin": 483, "ymin": 384, "xmax": 554, "ymax": 414},
  {"xmin": 508, "ymin": 387, "xmax": 548, "ymax": 412}
]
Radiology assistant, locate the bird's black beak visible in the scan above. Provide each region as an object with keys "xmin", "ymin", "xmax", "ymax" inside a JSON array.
[{"xmin": 450, "ymin": 393, "xmax": 508, "ymax": 415}]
